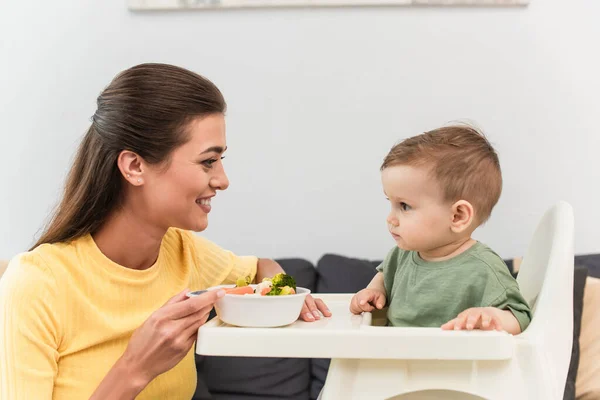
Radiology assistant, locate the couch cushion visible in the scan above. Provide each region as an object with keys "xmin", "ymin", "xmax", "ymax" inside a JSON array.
[
  {"xmin": 194, "ymin": 258, "xmax": 316, "ymax": 400},
  {"xmin": 196, "ymin": 357, "xmax": 310, "ymax": 400},
  {"xmin": 564, "ymin": 266, "xmax": 588, "ymax": 400},
  {"xmin": 575, "ymin": 254, "xmax": 600, "ymax": 278},
  {"xmin": 503, "ymin": 257, "xmax": 521, "ymax": 277},
  {"xmin": 507, "ymin": 254, "xmax": 600, "ymax": 279},
  {"xmin": 315, "ymin": 254, "xmax": 379, "ymax": 294},
  {"xmin": 309, "ymin": 358, "xmax": 331, "ymax": 400},
  {"xmin": 576, "ymin": 276, "xmax": 600, "ymax": 399},
  {"xmin": 311, "ymin": 254, "xmax": 380, "ymax": 399},
  {"xmin": 279, "ymin": 258, "xmax": 318, "ymax": 293}
]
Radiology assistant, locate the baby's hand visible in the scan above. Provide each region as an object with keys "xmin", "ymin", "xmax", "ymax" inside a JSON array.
[
  {"xmin": 441, "ymin": 307, "xmax": 503, "ymax": 331},
  {"xmin": 349, "ymin": 289, "xmax": 386, "ymax": 315}
]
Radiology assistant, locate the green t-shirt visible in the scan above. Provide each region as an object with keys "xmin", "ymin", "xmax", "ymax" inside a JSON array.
[{"xmin": 377, "ymin": 242, "xmax": 531, "ymax": 331}]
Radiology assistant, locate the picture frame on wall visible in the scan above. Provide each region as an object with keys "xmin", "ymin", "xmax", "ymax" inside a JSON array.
[{"xmin": 128, "ymin": 0, "xmax": 530, "ymax": 11}]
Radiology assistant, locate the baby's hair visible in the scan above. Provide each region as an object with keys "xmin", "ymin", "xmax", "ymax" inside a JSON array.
[{"xmin": 381, "ymin": 124, "xmax": 502, "ymax": 224}]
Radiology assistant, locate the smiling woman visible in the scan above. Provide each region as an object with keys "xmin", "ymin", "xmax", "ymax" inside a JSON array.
[{"xmin": 0, "ymin": 63, "xmax": 330, "ymax": 400}]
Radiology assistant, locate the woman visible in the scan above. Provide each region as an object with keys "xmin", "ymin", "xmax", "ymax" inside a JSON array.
[{"xmin": 0, "ymin": 63, "xmax": 331, "ymax": 399}]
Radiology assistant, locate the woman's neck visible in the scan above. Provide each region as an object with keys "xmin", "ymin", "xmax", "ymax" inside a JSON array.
[{"xmin": 92, "ymin": 207, "xmax": 166, "ymax": 270}]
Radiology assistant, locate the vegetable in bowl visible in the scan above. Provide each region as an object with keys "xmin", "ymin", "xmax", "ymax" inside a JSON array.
[{"xmin": 227, "ymin": 273, "xmax": 297, "ymax": 296}]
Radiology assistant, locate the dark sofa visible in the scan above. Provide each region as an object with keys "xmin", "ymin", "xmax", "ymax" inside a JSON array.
[{"xmin": 193, "ymin": 253, "xmax": 599, "ymax": 400}]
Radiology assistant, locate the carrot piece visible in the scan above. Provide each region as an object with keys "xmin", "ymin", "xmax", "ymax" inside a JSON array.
[
  {"xmin": 260, "ymin": 287, "xmax": 272, "ymax": 296},
  {"xmin": 224, "ymin": 286, "xmax": 255, "ymax": 295}
]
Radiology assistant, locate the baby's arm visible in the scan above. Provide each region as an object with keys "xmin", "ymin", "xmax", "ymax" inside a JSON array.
[
  {"xmin": 492, "ymin": 308, "xmax": 521, "ymax": 334},
  {"xmin": 349, "ymin": 272, "xmax": 387, "ymax": 314},
  {"xmin": 441, "ymin": 307, "xmax": 521, "ymax": 335}
]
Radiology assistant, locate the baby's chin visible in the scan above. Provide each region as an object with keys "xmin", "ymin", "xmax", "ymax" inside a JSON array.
[
  {"xmin": 394, "ymin": 239, "xmax": 413, "ymax": 252},
  {"xmin": 394, "ymin": 239, "xmax": 427, "ymax": 253}
]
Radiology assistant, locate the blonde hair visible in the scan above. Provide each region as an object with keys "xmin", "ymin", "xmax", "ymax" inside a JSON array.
[{"xmin": 382, "ymin": 124, "xmax": 502, "ymax": 223}]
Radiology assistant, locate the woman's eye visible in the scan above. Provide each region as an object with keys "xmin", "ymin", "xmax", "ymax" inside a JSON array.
[
  {"xmin": 400, "ymin": 202, "xmax": 411, "ymax": 211},
  {"xmin": 201, "ymin": 156, "xmax": 225, "ymax": 168},
  {"xmin": 201, "ymin": 159, "xmax": 217, "ymax": 168}
]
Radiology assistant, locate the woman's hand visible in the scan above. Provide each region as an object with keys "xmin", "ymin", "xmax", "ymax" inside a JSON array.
[
  {"xmin": 122, "ymin": 289, "xmax": 224, "ymax": 384},
  {"xmin": 299, "ymin": 294, "xmax": 332, "ymax": 322},
  {"xmin": 89, "ymin": 288, "xmax": 224, "ymax": 400}
]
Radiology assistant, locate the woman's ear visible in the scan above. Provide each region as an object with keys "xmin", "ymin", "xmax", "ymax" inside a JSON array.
[
  {"xmin": 117, "ymin": 150, "xmax": 145, "ymax": 186},
  {"xmin": 450, "ymin": 200, "xmax": 475, "ymax": 233}
]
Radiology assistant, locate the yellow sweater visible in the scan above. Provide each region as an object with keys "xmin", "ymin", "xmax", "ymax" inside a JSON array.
[{"xmin": 0, "ymin": 228, "xmax": 257, "ymax": 399}]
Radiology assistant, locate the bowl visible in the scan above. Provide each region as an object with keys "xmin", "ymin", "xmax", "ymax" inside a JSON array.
[{"xmin": 189, "ymin": 284, "xmax": 310, "ymax": 328}]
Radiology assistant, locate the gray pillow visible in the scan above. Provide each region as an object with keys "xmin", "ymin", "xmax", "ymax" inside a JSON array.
[
  {"xmin": 575, "ymin": 254, "xmax": 600, "ymax": 278},
  {"xmin": 311, "ymin": 254, "xmax": 380, "ymax": 399},
  {"xmin": 315, "ymin": 254, "xmax": 379, "ymax": 294},
  {"xmin": 196, "ymin": 357, "xmax": 310, "ymax": 400},
  {"xmin": 563, "ymin": 265, "xmax": 588, "ymax": 400}
]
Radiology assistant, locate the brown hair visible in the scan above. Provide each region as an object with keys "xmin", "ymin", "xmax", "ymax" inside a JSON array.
[
  {"xmin": 32, "ymin": 63, "xmax": 226, "ymax": 249},
  {"xmin": 381, "ymin": 124, "xmax": 502, "ymax": 223}
]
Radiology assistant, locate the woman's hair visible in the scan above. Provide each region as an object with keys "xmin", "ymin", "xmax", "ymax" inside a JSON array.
[{"xmin": 32, "ymin": 63, "xmax": 226, "ymax": 249}]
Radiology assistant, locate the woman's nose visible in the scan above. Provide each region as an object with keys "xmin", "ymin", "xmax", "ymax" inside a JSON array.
[{"xmin": 210, "ymin": 166, "xmax": 229, "ymax": 191}]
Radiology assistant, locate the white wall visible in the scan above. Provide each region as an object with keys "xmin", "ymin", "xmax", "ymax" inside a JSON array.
[{"xmin": 1, "ymin": 0, "xmax": 599, "ymax": 263}]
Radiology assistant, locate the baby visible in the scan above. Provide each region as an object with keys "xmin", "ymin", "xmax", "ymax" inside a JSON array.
[{"xmin": 350, "ymin": 125, "xmax": 531, "ymax": 334}]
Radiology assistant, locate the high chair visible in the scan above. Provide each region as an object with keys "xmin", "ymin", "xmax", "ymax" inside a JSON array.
[
  {"xmin": 318, "ymin": 201, "xmax": 574, "ymax": 399},
  {"xmin": 196, "ymin": 201, "xmax": 574, "ymax": 400}
]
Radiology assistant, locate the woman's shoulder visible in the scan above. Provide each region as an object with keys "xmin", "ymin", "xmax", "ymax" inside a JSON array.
[
  {"xmin": 6, "ymin": 235, "xmax": 101, "ymax": 284},
  {"xmin": 8, "ymin": 240, "xmax": 74, "ymax": 278},
  {"xmin": 15, "ymin": 241, "xmax": 71, "ymax": 270},
  {"xmin": 8, "ymin": 250, "xmax": 52, "ymax": 275},
  {"xmin": 1, "ymin": 248, "xmax": 63, "ymax": 302},
  {"xmin": 28, "ymin": 237, "xmax": 86, "ymax": 267},
  {"xmin": 0, "ymin": 246, "xmax": 66, "ymax": 345}
]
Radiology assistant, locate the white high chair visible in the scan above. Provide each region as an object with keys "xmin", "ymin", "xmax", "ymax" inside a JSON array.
[
  {"xmin": 318, "ymin": 201, "xmax": 575, "ymax": 400},
  {"xmin": 195, "ymin": 201, "xmax": 574, "ymax": 400}
]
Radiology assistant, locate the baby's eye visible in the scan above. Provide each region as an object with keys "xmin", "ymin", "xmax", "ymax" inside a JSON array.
[{"xmin": 399, "ymin": 202, "xmax": 411, "ymax": 211}]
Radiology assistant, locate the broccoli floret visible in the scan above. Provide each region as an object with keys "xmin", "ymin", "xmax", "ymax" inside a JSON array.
[
  {"xmin": 265, "ymin": 274, "xmax": 297, "ymax": 296},
  {"xmin": 279, "ymin": 286, "xmax": 295, "ymax": 295},
  {"xmin": 235, "ymin": 275, "xmax": 251, "ymax": 287},
  {"xmin": 266, "ymin": 286, "xmax": 282, "ymax": 296},
  {"xmin": 270, "ymin": 273, "xmax": 296, "ymax": 291}
]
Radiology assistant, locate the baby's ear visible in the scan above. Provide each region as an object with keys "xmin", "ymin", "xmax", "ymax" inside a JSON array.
[{"xmin": 450, "ymin": 200, "xmax": 475, "ymax": 233}]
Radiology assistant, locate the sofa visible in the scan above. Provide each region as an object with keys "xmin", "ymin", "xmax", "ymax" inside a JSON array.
[
  {"xmin": 1, "ymin": 254, "xmax": 598, "ymax": 400},
  {"xmin": 193, "ymin": 253, "xmax": 600, "ymax": 400}
]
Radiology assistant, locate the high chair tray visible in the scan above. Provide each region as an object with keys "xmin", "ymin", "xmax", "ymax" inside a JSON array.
[{"xmin": 196, "ymin": 294, "xmax": 515, "ymax": 360}]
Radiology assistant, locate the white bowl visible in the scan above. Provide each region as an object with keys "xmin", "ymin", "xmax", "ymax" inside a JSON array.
[{"xmin": 201, "ymin": 284, "xmax": 310, "ymax": 328}]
